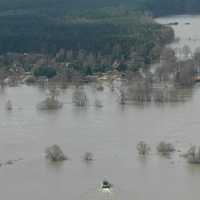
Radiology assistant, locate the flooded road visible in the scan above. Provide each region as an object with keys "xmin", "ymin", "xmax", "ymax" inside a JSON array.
[{"xmin": 1, "ymin": 15, "xmax": 200, "ymax": 200}]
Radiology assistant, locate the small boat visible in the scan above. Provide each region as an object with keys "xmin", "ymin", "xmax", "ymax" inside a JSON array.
[{"xmin": 101, "ymin": 180, "xmax": 113, "ymax": 190}]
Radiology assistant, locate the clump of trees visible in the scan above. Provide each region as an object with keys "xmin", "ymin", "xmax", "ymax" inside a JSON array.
[
  {"xmin": 45, "ymin": 145, "xmax": 67, "ymax": 162},
  {"xmin": 72, "ymin": 87, "xmax": 88, "ymax": 107},
  {"xmin": 157, "ymin": 142, "xmax": 175, "ymax": 155},
  {"xmin": 115, "ymin": 45, "xmax": 200, "ymax": 105},
  {"xmin": 156, "ymin": 46, "xmax": 196, "ymax": 87},
  {"xmin": 0, "ymin": 6, "xmax": 174, "ymax": 78},
  {"xmin": 137, "ymin": 141, "xmax": 151, "ymax": 155},
  {"xmin": 175, "ymin": 60, "xmax": 195, "ymax": 87},
  {"xmin": 37, "ymin": 87, "xmax": 63, "ymax": 110}
]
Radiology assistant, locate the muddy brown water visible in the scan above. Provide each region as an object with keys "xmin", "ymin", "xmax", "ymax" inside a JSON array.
[{"xmin": 1, "ymin": 15, "xmax": 200, "ymax": 200}]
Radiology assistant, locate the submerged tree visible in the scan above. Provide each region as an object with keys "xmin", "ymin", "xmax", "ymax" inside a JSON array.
[
  {"xmin": 119, "ymin": 88, "xmax": 126, "ymax": 105},
  {"xmin": 83, "ymin": 152, "xmax": 94, "ymax": 161},
  {"xmin": 175, "ymin": 60, "xmax": 195, "ymax": 87},
  {"xmin": 96, "ymin": 83, "xmax": 104, "ymax": 91},
  {"xmin": 37, "ymin": 87, "xmax": 63, "ymax": 110},
  {"xmin": 45, "ymin": 145, "xmax": 67, "ymax": 162},
  {"xmin": 5, "ymin": 100, "xmax": 12, "ymax": 111},
  {"xmin": 72, "ymin": 87, "xmax": 88, "ymax": 107},
  {"xmin": 157, "ymin": 142, "xmax": 175, "ymax": 155},
  {"xmin": 137, "ymin": 141, "xmax": 151, "ymax": 155},
  {"xmin": 181, "ymin": 45, "xmax": 191, "ymax": 59},
  {"xmin": 94, "ymin": 98, "xmax": 103, "ymax": 108},
  {"xmin": 185, "ymin": 146, "xmax": 200, "ymax": 164}
]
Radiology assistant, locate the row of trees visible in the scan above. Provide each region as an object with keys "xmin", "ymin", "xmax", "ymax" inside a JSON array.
[
  {"xmin": 116, "ymin": 46, "xmax": 200, "ymax": 104},
  {"xmin": 137, "ymin": 141, "xmax": 200, "ymax": 164}
]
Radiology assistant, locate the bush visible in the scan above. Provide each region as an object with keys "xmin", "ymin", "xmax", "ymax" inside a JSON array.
[
  {"xmin": 5, "ymin": 100, "xmax": 12, "ymax": 110},
  {"xmin": 96, "ymin": 84, "xmax": 104, "ymax": 91},
  {"xmin": 37, "ymin": 88, "xmax": 63, "ymax": 110},
  {"xmin": 37, "ymin": 97, "xmax": 63, "ymax": 110},
  {"xmin": 34, "ymin": 66, "xmax": 57, "ymax": 78},
  {"xmin": 45, "ymin": 145, "xmax": 67, "ymax": 162},
  {"xmin": 72, "ymin": 87, "xmax": 88, "ymax": 107},
  {"xmin": 185, "ymin": 146, "xmax": 200, "ymax": 164},
  {"xmin": 83, "ymin": 152, "xmax": 94, "ymax": 161},
  {"xmin": 137, "ymin": 141, "xmax": 151, "ymax": 155},
  {"xmin": 157, "ymin": 142, "xmax": 175, "ymax": 155},
  {"xmin": 94, "ymin": 99, "xmax": 103, "ymax": 108}
]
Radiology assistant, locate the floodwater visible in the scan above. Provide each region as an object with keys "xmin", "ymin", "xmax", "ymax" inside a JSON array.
[
  {"xmin": 1, "ymin": 15, "xmax": 200, "ymax": 200},
  {"xmin": 156, "ymin": 15, "xmax": 200, "ymax": 55}
]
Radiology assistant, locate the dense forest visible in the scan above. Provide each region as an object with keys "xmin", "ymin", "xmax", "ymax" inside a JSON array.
[
  {"xmin": 0, "ymin": 0, "xmax": 200, "ymax": 15},
  {"xmin": 1, "ymin": 0, "xmax": 199, "ymax": 76},
  {"xmin": 0, "ymin": 7, "xmax": 174, "ymax": 76}
]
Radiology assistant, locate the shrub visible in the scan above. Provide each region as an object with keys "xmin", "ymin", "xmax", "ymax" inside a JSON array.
[
  {"xmin": 83, "ymin": 152, "xmax": 94, "ymax": 161},
  {"xmin": 157, "ymin": 142, "xmax": 175, "ymax": 155},
  {"xmin": 96, "ymin": 84, "xmax": 104, "ymax": 91},
  {"xmin": 37, "ymin": 97, "xmax": 63, "ymax": 110},
  {"xmin": 37, "ymin": 88, "xmax": 63, "ymax": 110},
  {"xmin": 185, "ymin": 146, "xmax": 200, "ymax": 164},
  {"xmin": 137, "ymin": 141, "xmax": 151, "ymax": 155},
  {"xmin": 94, "ymin": 99, "xmax": 103, "ymax": 108},
  {"xmin": 45, "ymin": 145, "xmax": 67, "ymax": 162},
  {"xmin": 72, "ymin": 87, "xmax": 88, "ymax": 107},
  {"xmin": 5, "ymin": 100, "xmax": 12, "ymax": 110}
]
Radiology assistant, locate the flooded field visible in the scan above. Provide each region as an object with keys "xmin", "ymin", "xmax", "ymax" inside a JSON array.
[{"xmin": 1, "ymin": 15, "xmax": 200, "ymax": 200}]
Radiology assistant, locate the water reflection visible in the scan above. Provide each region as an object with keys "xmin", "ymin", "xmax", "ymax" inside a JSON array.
[{"xmin": 79, "ymin": 183, "xmax": 134, "ymax": 200}]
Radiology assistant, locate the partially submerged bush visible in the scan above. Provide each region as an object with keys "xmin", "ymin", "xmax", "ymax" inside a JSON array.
[
  {"xmin": 37, "ymin": 88, "xmax": 63, "ymax": 110},
  {"xmin": 96, "ymin": 84, "xmax": 104, "ymax": 91},
  {"xmin": 72, "ymin": 87, "xmax": 88, "ymax": 107},
  {"xmin": 157, "ymin": 142, "xmax": 175, "ymax": 155},
  {"xmin": 45, "ymin": 145, "xmax": 67, "ymax": 162},
  {"xmin": 5, "ymin": 100, "xmax": 12, "ymax": 110},
  {"xmin": 38, "ymin": 97, "xmax": 63, "ymax": 110},
  {"xmin": 119, "ymin": 89, "xmax": 126, "ymax": 105},
  {"xmin": 185, "ymin": 146, "xmax": 200, "ymax": 164},
  {"xmin": 94, "ymin": 99, "xmax": 103, "ymax": 108},
  {"xmin": 83, "ymin": 152, "xmax": 94, "ymax": 161},
  {"xmin": 137, "ymin": 141, "xmax": 151, "ymax": 155}
]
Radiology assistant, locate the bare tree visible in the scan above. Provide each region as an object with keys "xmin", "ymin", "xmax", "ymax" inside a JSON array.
[
  {"xmin": 72, "ymin": 87, "xmax": 88, "ymax": 107},
  {"xmin": 137, "ymin": 141, "xmax": 151, "ymax": 155},
  {"xmin": 175, "ymin": 60, "xmax": 195, "ymax": 86},
  {"xmin": 181, "ymin": 45, "xmax": 191, "ymax": 59}
]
